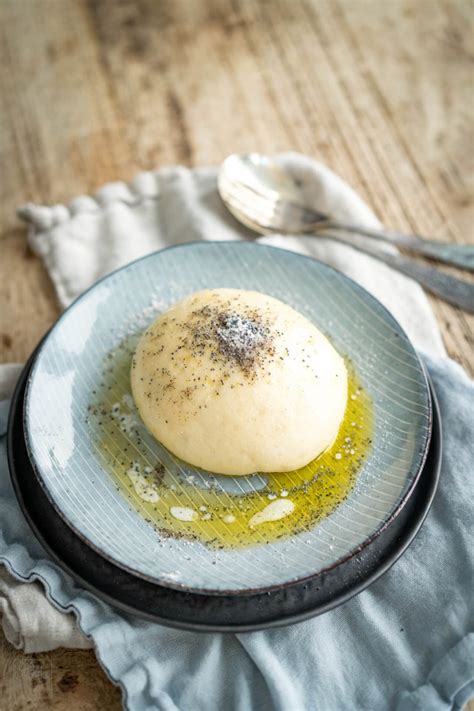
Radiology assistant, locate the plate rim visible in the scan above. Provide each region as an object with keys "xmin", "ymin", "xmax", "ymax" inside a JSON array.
[
  {"xmin": 22, "ymin": 241, "xmax": 433, "ymax": 595},
  {"xmin": 8, "ymin": 349, "xmax": 442, "ymax": 631}
]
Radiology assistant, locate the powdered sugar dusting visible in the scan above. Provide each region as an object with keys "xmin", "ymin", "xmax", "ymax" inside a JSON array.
[{"xmin": 215, "ymin": 313, "xmax": 269, "ymax": 368}]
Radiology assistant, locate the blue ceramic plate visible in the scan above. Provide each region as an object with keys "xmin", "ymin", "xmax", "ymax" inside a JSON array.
[{"xmin": 24, "ymin": 242, "xmax": 431, "ymax": 593}]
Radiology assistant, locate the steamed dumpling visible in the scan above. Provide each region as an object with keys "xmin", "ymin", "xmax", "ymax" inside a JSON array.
[{"xmin": 131, "ymin": 289, "xmax": 347, "ymax": 476}]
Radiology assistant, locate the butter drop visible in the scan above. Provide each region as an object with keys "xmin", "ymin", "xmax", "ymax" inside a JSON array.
[
  {"xmin": 248, "ymin": 499, "xmax": 295, "ymax": 527},
  {"xmin": 127, "ymin": 469, "xmax": 160, "ymax": 503},
  {"xmin": 170, "ymin": 506, "xmax": 197, "ymax": 522},
  {"xmin": 223, "ymin": 514, "xmax": 236, "ymax": 523}
]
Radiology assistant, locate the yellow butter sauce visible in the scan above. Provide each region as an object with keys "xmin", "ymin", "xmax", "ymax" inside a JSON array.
[{"xmin": 88, "ymin": 334, "xmax": 373, "ymax": 550}]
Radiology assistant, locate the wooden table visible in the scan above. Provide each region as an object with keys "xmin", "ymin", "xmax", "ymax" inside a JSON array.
[{"xmin": 0, "ymin": 1, "xmax": 472, "ymax": 708}]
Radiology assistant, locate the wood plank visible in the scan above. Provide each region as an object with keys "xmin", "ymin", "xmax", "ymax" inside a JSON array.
[{"xmin": 0, "ymin": 630, "xmax": 121, "ymax": 711}]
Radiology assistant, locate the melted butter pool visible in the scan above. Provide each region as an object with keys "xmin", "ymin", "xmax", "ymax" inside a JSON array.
[{"xmin": 88, "ymin": 334, "xmax": 373, "ymax": 550}]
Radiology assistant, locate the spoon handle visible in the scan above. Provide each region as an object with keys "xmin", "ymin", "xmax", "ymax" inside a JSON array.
[
  {"xmin": 321, "ymin": 232, "xmax": 474, "ymax": 313},
  {"xmin": 325, "ymin": 222, "xmax": 474, "ymax": 272}
]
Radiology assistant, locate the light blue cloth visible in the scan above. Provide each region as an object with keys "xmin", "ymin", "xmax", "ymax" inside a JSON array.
[{"xmin": 0, "ymin": 354, "xmax": 473, "ymax": 711}]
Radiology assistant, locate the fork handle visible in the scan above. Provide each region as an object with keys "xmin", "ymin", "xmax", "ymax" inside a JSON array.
[
  {"xmin": 320, "ymin": 231, "xmax": 474, "ymax": 313},
  {"xmin": 323, "ymin": 221, "xmax": 474, "ymax": 272}
]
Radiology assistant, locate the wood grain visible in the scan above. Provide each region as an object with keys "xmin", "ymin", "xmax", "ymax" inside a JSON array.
[
  {"xmin": 0, "ymin": 0, "xmax": 472, "ymax": 708},
  {"xmin": 0, "ymin": 631, "xmax": 121, "ymax": 711}
]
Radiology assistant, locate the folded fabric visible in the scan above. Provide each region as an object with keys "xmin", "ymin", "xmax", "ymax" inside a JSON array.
[
  {"xmin": 0, "ymin": 565, "xmax": 92, "ymax": 653},
  {"xmin": 1, "ymin": 355, "xmax": 473, "ymax": 710}
]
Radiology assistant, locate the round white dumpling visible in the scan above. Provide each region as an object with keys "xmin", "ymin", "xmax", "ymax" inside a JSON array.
[{"xmin": 131, "ymin": 289, "xmax": 347, "ymax": 476}]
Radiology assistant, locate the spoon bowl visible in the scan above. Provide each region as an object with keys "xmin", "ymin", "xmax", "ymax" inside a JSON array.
[{"xmin": 218, "ymin": 153, "xmax": 328, "ymax": 234}]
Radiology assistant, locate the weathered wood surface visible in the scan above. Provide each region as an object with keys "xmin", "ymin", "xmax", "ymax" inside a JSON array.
[{"xmin": 0, "ymin": 0, "xmax": 472, "ymax": 708}]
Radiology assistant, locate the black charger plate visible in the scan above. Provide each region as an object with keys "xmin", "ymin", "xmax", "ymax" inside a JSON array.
[{"xmin": 7, "ymin": 349, "xmax": 442, "ymax": 632}]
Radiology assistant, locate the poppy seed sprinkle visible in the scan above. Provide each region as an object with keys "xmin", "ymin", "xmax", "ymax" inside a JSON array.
[
  {"xmin": 186, "ymin": 305, "xmax": 275, "ymax": 376},
  {"xmin": 215, "ymin": 312, "xmax": 270, "ymax": 368}
]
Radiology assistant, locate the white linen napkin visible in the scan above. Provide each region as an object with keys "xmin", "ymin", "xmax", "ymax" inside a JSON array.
[{"xmin": 1, "ymin": 152, "xmax": 445, "ymax": 652}]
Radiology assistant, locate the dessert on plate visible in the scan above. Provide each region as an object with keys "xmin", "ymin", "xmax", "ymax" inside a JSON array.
[{"xmin": 131, "ymin": 288, "xmax": 347, "ymax": 476}]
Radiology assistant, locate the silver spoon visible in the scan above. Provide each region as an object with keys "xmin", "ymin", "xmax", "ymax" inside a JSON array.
[{"xmin": 218, "ymin": 153, "xmax": 474, "ymax": 313}]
